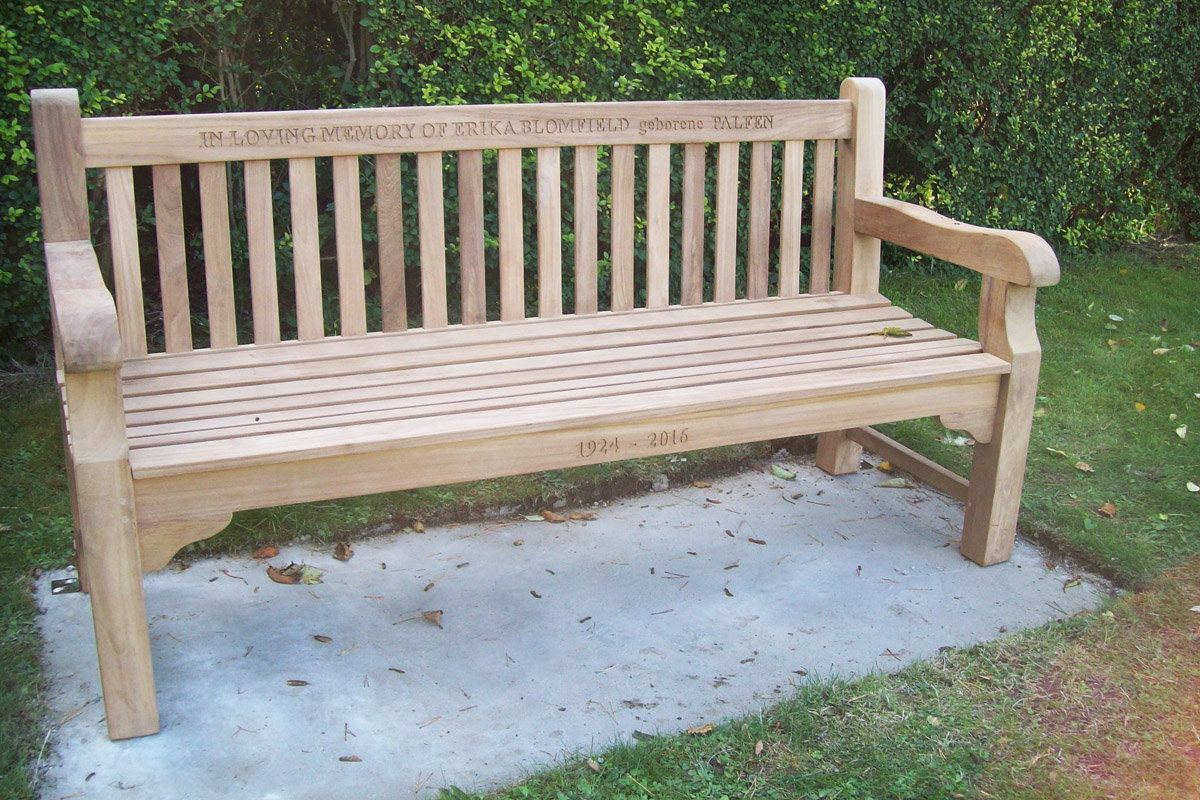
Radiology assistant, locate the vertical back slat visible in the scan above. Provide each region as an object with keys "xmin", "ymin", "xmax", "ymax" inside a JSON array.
[
  {"xmin": 105, "ymin": 166, "xmax": 147, "ymax": 357},
  {"xmin": 458, "ymin": 150, "xmax": 486, "ymax": 325},
  {"xmin": 497, "ymin": 148, "xmax": 524, "ymax": 322},
  {"xmin": 198, "ymin": 162, "xmax": 237, "ymax": 349},
  {"xmin": 778, "ymin": 140, "xmax": 805, "ymax": 297},
  {"xmin": 646, "ymin": 144, "xmax": 670, "ymax": 309},
  {"xmin": 151, "ymin": 164, "xmax": 192, "ymax": 352},
  {"xmin": 574, "ymin": 146, "xmax": 598, "ymax": 315},
  {"xmin": 244, "ymin": 160, "xmax": 280, "ymax": 344},
  {"xmin": 376, "ymin": 153, "xmax": 406, "ymax": 332},
  {"xmin": 809, "ymin": 139, "xmax": 836, "ymax": 294},
  {"xmin": 536, "ymin": 147, "xmax": 562, "ymax": 317},
  {"xmin": 417, "ymin": 151, "xmax": 448, "ymax": 329},
  {"xmin": 746, "ymin": 141, "xmax": 772, "ymax": 300},
  {"xmin": 333, "ymin": 155, "xmax": 366, "ymax": 336},
  {"xmin": 714, "ymin": 142, "xmax": 740, "ymax": 303},
  {"xmin": 610, "ymin": 144, "xmax": 635, "ymax": 312},
  {"xmin": 681, "ymin": 143, "xmax": 705, "ymax": 306},
  {"xmin": 288, "ymin": 157, "xmax": 324, "ymax": 340}
]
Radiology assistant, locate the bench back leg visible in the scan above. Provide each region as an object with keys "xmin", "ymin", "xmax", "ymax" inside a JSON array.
[
  {"xmin": 961, "ymin": 279, "xmax": 1041, "ymax": 565},
  {"xmin": 66, "ymin": 370, "xmax": 160, "ymax": 739},
  {"xmin": 815, "ymin": 430, "xmax": 863, "ymax": 475}
]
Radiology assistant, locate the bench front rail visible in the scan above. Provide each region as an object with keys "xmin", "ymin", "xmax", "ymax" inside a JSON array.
[{"xmin": 33, "ymin": 78, "xmax": 1058, "ymax": 740}]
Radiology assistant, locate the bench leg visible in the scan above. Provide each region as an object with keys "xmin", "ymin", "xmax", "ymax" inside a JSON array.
[
  {"xmin": 961, "ymin": 280, "xmax": 1041, "ymax": 566},
  {"xmin": 815, "ymin": 430, "xmax": 863, "ymax": 475},
  {"xmin": 76, "ymin": 458, "xmax": 160, "ymax": 739}
]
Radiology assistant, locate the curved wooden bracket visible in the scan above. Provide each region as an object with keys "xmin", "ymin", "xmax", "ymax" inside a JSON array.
[
  {"xmin": 938, "ymin": 408, "xmax": 995, "ymax": 444},
  {"xmin": 138, "ymin": 512, "xmax": 233, "ymax": 572}
]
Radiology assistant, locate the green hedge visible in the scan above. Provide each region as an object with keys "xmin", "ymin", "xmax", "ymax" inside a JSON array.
[{"xmin": 2, "ymin": 0, "xmax": 1197, "ymax": 358}]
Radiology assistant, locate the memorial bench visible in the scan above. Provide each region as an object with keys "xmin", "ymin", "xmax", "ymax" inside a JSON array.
[{"xmin": 32, "ymin": 78, "xmax": 1058, "ymax": 740}]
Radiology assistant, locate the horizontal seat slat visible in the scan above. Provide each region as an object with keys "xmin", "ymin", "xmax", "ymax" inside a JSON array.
[
  {"xmin": 123, "ymin": 303, "xmax": 914, "ymax": 398},
  {"xmin": 128, "ymin": 353, "xmax": 1007, "ymax": 478},
  {"xmin": 124, "ymin": 324, "xmax": 956, "ymax": 426},
  {"xmin": 121, "ymin": 293, "xmax": 889, "ymax": 378},
  {"xmin": 128, "ymin": 338, "xmax": 984, "ymax": 447}
]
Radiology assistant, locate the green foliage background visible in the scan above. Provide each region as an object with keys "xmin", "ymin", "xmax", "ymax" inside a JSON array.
[{"xmin": 2, "ymin": 0, "xmax": 1197, "ymax": 357}]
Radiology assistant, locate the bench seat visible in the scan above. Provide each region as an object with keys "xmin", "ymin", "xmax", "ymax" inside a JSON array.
[{"xmin": 120, "ymin": 293, "xmax": 1007, "ymax": 561}]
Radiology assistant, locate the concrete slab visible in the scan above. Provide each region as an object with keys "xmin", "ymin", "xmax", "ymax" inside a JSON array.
[{"xmin": 36, "ymin": 455, "xmax": 1105, "ymax": 799}]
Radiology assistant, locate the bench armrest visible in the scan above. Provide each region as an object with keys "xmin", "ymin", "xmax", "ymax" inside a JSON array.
[
  {"xmin": 854, "ymin": 197, "xmax": 1060, "ymax": 288},
  {"xmin": 46, "ymin": 239, "xmax": 122, "ymax": 373}
]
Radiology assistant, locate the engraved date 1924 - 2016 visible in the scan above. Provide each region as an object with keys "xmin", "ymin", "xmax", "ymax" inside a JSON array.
[{"xmin": 577, "ymin": 428, "xmax": 689, "ymax": 460}]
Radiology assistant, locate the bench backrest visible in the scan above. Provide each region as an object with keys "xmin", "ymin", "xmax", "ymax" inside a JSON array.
[{"xmin": 33, "ymin": 79, "xmax": 884, "ymax": 359}]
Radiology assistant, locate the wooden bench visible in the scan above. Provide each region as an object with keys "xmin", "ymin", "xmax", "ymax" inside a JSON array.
[{"xmin": 32, "ymin": 78, "xmax": 1058, "ymax": 740}]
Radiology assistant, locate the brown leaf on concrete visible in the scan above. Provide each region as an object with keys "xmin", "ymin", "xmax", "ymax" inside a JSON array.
[
  {"xmin": 422, "ymin": 610, "xmax": 444, "ymax": 629},
  {"xmin": 412, "ymin": 520, "xmax": 425, "ymax": 533},
  {"xmin": 724, "ymin": 588, "xmax": 734, "ymax": 597},
  {"xmin": 287, "ymin": 679, "xmax": 310, "ymax": 686},
  {"xmin": 530, "ymin": 590, "xmax": 543, "ymax": 599},
  {"xmin": 333, "ymin": 541, "xmax": 354, "ymax": 561},
  {"xmin": 338, "ymin": 755, "xmax": 361, "ymax": 763},
  {"xmin": 748, "ymin": 538, "xmax": 766, "ymax": 545},
  {"xmin": 569, "ymin": 512, "xmax": 596, "ymax": 520},
  {"xmin": 312, "ymin": 635, "xmax": 332, "ymax": 643},
  {"xmin": 692, "ymin": 480, "xmax": 712, "ymax": 488},
  {"xmin": 267, "ymin": 563, "xmax": 303, "ymax": 585},
  {"xmin": 423, "ymin": 582, "xmax": 435, "ymax": 592},
  {"xmin": 253, "ymin": 545, "xmax": 279, "ymax": 559},
  {"xmin": 540, "ymin": 509, "xmax": 566, "ymax": 523}
]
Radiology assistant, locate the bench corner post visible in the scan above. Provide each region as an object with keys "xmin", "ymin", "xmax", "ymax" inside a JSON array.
[
  {"xmin": 66, "ymin": 370, "xmax": 160, "ymax": 739},
  {"xmin": 961, "ymin": 279, "xmax": 1041, "ymax": 566}
]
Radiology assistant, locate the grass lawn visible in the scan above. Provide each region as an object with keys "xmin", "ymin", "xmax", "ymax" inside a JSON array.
[{"xmin": 1, "ymin": 244, "xmax": 1197, "ymax": 797}]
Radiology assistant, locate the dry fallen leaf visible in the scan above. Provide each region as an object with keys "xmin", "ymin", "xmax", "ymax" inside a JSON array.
[
  {"xmin": 1063, "ymin": 577, "xmax": 1082, "ymax": 592},
  {"xmin": 748, "ymin": 538, "xmax": 766, "ymax": 545},
  {"xmin": 267, "ymin": 563, "xmax": 303, "ymax": 585},
  {"xmin": 687, "ymin": 723, "xmax": 716, "ymax": 735},
  {"xmin": 870, "ymin": 327, "xmax": 913, "ymax": 338},
  {"xmin": 586, "ymin": 759, "xmax": 601, "ymax": 774},
  {"xmin": 541, "ymin": 509, "xmax": 566, "ymax": 523},
  {"xmin": 1135, "ymin": 402, "xmax": 1146, "ymax": 412},
  {"xmin": 300, "ymin": 565, "xmax": 323, "ymax": 585},
  {"xmin": 423, "ymin": 582, "xmax": 435, "ymax": 592},
  {"xmin": 1046, "ymin": 447, "xmax": 1069, "ymax": 457},
  {"xmin": 569, "ymin": 512, "xmax": 596, "ymax": 520},
  {"xmin": 877, "ymin": 477, "xmax": 916, "ymax": 489},
  {"xmin": 876, "ymin": 460, "xmax": 894, "ymax": 473},
  {"xmin": 412, "ymin": 520, "xmax": 425, "ymax": 533},
  {"xmin": 530, "ymin": 590, "xmax": 542, "ymax": 599},
  {"xmin": 253, "ymin": 545, "xmax": 279, "ymax": 560},
  {"xmin": 754, "ymin": 740, "xmax": 764, "ymax": 757},
  {"xmin": 312, "ymin": 634, "xmax": 332, "ymax": 643},
  {"xmin": 1075, "ymin": 461, "xmax": 1094, "ymax": 473},
  {"xmin": 1153, "ymin": 347, "xmax": 1171, "ymax": 355},
  {"xmin": 692, "ymin": 480, "xmax": 712, "ymax": 488},
  {"xmin": 723, "ymin": 588, "xmax": 734, "ymax": 597},
  {"xmin": 1176, "ymin": 425, "xmax": 1188, "ymax": 440},
  {"xmin": 513, "ymin": 539, "xmax": 524, "ymax": 547},
  {"xmin": 422, "ymin": 610, "xmax": 444, "ymax": 629},
  {"xmin": 338, "ymin": 755, "xmax": 361, "ymax": 763},
  {"xmin": 286, "ymin": 679, "xmax": 310, "ymax": 686},
  {"xmin": 1096, "ymin": 502, "xmax": 1117, "ymax": 518}
]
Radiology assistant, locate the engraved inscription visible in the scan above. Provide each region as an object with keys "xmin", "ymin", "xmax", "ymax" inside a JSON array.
[
  {"xmin": 578, "ymin": 437, "xmax": 620, "ymax": 459},
  {"xmin": 196, "ymin": 112, "xmax": 773, "ymax": 148},
  {"xmin": 576, "ymin": 428, "xmax": 690, "ymax": 460}
]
